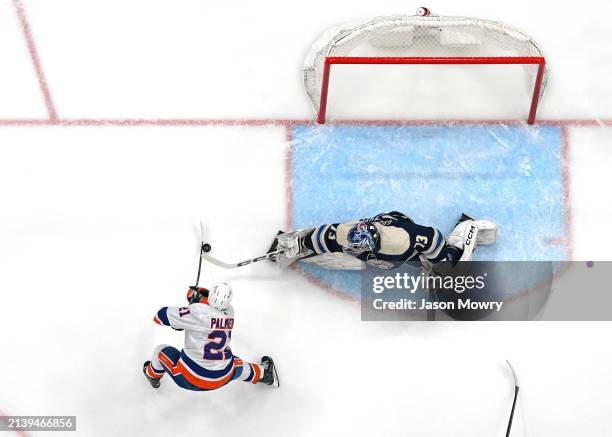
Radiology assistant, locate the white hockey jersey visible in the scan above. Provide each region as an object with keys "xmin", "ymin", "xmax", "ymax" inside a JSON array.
[{"xmin": 154, "ymin": 302, "xmax": 235, "ymax": 371}]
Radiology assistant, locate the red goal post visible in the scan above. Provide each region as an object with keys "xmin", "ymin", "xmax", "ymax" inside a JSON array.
[
  {"xmin": 304, "ymin": 10, "xmax": 548, "ymax": 125},
  {"xmin": 317, "ymin": 56, "xmax": 546, "ymax": 124}
]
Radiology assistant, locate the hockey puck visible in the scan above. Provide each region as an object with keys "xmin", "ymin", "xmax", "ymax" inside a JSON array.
[
  {"xmin": 416, "ymin": 7, "xmax": 431, "ymax": 16},
  {"xmin": 202, "ymin": 243, "xmax": 212, "ymax": 253}
]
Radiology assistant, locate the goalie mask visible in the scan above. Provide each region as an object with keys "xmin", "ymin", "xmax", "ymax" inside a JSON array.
[{"xmin": 346, "ymin": 222, "xmax": 380, "ymax": 255}]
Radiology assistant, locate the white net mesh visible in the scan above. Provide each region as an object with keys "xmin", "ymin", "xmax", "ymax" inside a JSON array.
[{"xmin": 304, "ymin": 12, "xmax": 547, "ymax": 116}]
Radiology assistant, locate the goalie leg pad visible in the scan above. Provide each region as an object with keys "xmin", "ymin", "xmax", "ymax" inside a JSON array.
[
  {"xmin": 276, "ymin": 228, "xmax": 314, "ymax": 259},
  {"xmin": 473, "ymin": 220, "xmax": 497, "ymax": 245},
  {"xmin": 269, "ymin": 229, "xmax": 316, "ymax": 267},
  {"xmin": 447, "ymin": 216, "xmax": 497, "ymax": 262},
  {"xmin": 459, "ymin": 224, "xmax": 478, "ymax": 262}
]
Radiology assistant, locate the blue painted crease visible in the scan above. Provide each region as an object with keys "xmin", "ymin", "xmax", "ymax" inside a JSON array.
[{"xmin": 291, "ymin": 124, "xmax": 566, "ymax": 299}]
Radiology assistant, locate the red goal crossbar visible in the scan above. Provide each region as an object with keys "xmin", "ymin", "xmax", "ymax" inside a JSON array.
[{"xmin": 317, "ymin": 56, "xmax": 546, "ymax": 125}]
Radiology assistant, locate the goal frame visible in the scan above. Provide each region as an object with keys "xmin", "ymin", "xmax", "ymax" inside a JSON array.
[{"xmin": 316, "ymin": 56, "xmax": 547, "ymax": 124}]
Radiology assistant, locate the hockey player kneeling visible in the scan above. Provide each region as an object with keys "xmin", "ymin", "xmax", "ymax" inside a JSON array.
[
  {"xmin": 269, "ymin": 211, "xmax": 497, "ymax": 271},
  {"xmin": 143, "ymin": 283, "xmax": 278, "ymax": 390}
]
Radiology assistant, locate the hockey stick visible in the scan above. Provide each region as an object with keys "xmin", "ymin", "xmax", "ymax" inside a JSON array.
[
  {"xmin": 202, "ymin": 246, "xmax": 285, "ymax": 269},
  {"xmin": 193, "ymin": 222, "xmax": 212, "ymax": 287},
  {"xmin": 505, "ymin": 360, "xmax": 520, "ymax": 437}
]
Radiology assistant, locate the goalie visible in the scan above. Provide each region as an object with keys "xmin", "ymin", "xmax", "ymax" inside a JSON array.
[{"xmin": 268, "ymin": 211, "xmax": 497, "ymax": 270}]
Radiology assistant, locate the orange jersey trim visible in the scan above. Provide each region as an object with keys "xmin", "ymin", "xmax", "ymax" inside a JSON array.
[
  {"xmin": 147, "ymin": 363, "xmax": 164, "ymax": 379},
  {"xmin": 158, "ymin": 351, "xmax": 234, "ymax": 390},
  {"xmin": 251, "ymin": 364, "xmax": 262, "ymax": 384}
]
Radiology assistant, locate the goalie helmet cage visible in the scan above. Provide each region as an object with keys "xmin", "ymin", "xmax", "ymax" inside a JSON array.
[{"xmin": 303, "ymin": 9, "xmax": 547, "ymax": 124}]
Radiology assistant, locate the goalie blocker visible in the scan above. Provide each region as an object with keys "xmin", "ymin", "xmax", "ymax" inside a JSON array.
[{"xmin": 268, "ymin": 212, "xmax": 497, "ymax": 271}]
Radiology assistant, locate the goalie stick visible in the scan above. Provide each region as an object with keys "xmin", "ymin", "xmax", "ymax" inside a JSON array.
[{"xmin": 505, "ymin": 360, "xmax": 520, "ymax": 437}]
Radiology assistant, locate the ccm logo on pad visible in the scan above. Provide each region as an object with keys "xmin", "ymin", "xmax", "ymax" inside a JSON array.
[{"xmin": 465, "ymin": 225, "xmax": 476, "ymax": 246}]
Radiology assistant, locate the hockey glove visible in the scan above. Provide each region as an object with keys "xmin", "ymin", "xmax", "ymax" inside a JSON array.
[{"xmin": 187, "ymin": 286, "xmax": 208, "ymax": 304}]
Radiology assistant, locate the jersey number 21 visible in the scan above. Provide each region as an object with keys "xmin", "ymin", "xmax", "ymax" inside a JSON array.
[{"xmin": 204, "ymin": 330, "xmax": 232, "ymax": 360}]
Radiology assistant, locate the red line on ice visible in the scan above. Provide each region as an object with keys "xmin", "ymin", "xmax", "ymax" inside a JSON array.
[
  {"xmin": 12, "ymin": 0, "xmax": 58, "ymax": 123},
  {"xmin": 0, "ymin": 118, "xmax": 610, "ymax": 127},
  {"xmin": 561, "ymin": 125, "xmax": 574, "ymax": 260},
  {"xmin": 290, "ymin": 264, "xmax": 360, "ymax": 303},
  {"xmin": 284, "ymin": 124, "xmax": 294, "ymax": 231}
]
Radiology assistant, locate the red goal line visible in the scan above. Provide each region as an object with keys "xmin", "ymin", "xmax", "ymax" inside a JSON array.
[{"xmin": 318, "ymin": 56, "xmax": 547, "ymax": 125}]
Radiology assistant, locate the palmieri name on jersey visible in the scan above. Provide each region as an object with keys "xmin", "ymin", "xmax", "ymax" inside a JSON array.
[{"xmin": 211, "ymin": 317, "xmax": 234, "ymax": 330}]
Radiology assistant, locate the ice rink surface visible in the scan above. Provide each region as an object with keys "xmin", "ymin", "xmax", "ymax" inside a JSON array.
[{"xmin": 1, "ymin": 0, "xmax": 612, "ymax": 436}]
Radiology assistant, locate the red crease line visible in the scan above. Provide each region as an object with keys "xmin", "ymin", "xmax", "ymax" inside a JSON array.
[{"xmin": 13, "ymin": 0, "xmax": 58, "ymax": 123}]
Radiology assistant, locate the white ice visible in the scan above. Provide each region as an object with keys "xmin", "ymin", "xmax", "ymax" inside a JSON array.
[{"xmin": 0, "ymin": 1, "xmax": 611, "ymax": 436}]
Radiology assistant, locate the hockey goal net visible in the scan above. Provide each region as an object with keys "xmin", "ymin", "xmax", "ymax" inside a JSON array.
[{"xmin": 304, "ymin": 9, "xmax": 547, "ymax": 124}]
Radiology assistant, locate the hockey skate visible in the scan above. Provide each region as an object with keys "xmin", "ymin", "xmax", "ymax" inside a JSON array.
[
  {"xmin": 260, "ymin": 356, "xmax": 280, "ymax": 388},
  {"xmin": 142, "ymin": 361, "xmax": 161, "ymax": 389}
]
